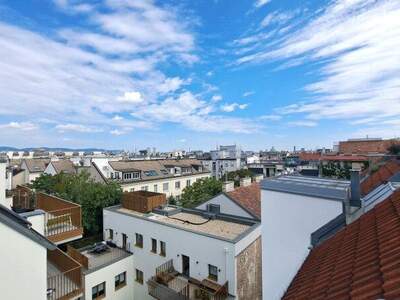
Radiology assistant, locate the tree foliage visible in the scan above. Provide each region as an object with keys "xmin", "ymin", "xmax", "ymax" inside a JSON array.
[
  {"xmin": 180, "ymin": 177, "xmax": 222, "ymax": 208},
  {"xmin": 321, "ymin": 163, "xmax": 351, "ymax": 179},
  {"xmin": 31, "ymin": 171, "xmax": 122, "ymax": 235},
  {"xmin": 388, "ymin": 144, "xmax": 400, "ymax": 156}
]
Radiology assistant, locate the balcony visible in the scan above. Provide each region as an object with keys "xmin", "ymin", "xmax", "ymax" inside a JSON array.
[
  {"xmin": 12, "ymin": 186, "xmax": 83, "ymax": 244},
  {"xmin": 47, "ymin": 248, "xmax": 83, "ymax": 300},
  {"xmin": 147, "ymin": 260, "xmax": 228, "ymax": 300}
]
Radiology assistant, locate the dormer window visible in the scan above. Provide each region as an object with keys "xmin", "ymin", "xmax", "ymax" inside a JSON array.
[{"xmin": 123, "ymin": 172, "xmax": 139, "ymax": 181}]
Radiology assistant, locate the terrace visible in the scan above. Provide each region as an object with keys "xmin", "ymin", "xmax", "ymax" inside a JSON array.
[
  {"xmin": 47, "ymin": 248, "xmax": 83, "ymax": 300},
  {"xmin": 147, "ymin": 260, "xmax": 229, "ymax": 300},
  {"xmin": 67, "ymin": 242, "xmax": 132, "ymax": 274},
  {"xmin": 12, "ymin": 186, "xmax": 83, "ymax": 244}
]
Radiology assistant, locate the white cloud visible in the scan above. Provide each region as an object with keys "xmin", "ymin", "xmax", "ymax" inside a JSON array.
[
  {"xmin": 260, "ymin": 11, "xmax": 294, "ymax": 28},
  {"xmin": 56, "ymin": 124, "xmax": 103, "ymax": 133},
  {"xmin": 0, "ymin": 122, "xmax": 38, "ymax": 131},
  {"xmin": 259, "ymin": 114, "xmax": 282, "ymax": 121},
  {"xmin": 112, "ymin": 115, "xmax": 123, "ymax": 121},
  {"xmin": 220, "ymin": 103, "xmax": 248, "ymax": 112},
  {"xmin": 236, "ymin": 0, "xmax": 400, "ymax": 127},
  {"xmin": 206, "ymin": 71, "xmax": 214, "ymax": 76},
  {"xmin": 157, "ymin": 77, "xmax": 186, "ymax": 94},
  {"xmin": 110, "ymin": 129, "xmax": 125, "ymax": 136},
  {"xmin": 211, "ymin": 95, "xmax": 222, "ymax": 102},
  {"xmin": 117, "ymin": 91, "xmax": 144, "ymax": 104},
  {"xmin": 242, "ymin": 91, "xmax": 255, "ymax": 97},
  {"xmin": 254, "ymin": 0, "xmax": 271, "ymax": 9},
  {"xmin": 288, "ymin": 120, "xmax": 317, "ymax": 127}
]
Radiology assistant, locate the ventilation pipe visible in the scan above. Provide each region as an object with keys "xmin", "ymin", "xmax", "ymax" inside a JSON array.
[{"xmin": 349, "ymin": 168, "xmax": 362, "ymax": 207}]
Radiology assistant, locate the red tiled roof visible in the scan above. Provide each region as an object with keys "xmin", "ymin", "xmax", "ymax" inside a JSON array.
[
  {"xmin": 320, "ymin": 155, "xmax": 368, "ymax": 162},
  {"xmin": 226, "ymin": 182, "xmax": 261, "ymax": 219},
  {"xmin": 361, "ymin": 160, "xmax": 400, "ymax": 196},
  {"xmin": 282, "ymin": 189, "xmax": 400, "ymax": 300},
  {"xmin": 299, "ymin": 152, "xmax": 321, "ymax": 161}
]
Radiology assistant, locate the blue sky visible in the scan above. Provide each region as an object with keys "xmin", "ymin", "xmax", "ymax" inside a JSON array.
[{"xmin": 0, "ymin": 0, "xmax": 399, "ymax": 151}]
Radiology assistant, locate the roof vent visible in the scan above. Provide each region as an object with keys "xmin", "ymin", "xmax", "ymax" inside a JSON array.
[{"xmin": 350, "ymin": 168, "xmax": 362, "ymax": 207}]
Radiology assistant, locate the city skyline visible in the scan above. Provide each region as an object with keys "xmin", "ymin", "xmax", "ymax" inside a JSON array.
[{"xmin": 0, "ymin": 0, "xmax": 399, "ymax": 150}]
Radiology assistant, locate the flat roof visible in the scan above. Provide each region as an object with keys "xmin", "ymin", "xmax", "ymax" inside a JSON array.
[
  {"xmin": 261, "ymin": 175, "xmax": 350, "ymax": 201},
  {"xmin": 80, "ymin": 245, "xmax": 132, "ymax": 274},
  {"xmin": 106, "ymin": 205, "xmax": 258, "ymax": 242}
]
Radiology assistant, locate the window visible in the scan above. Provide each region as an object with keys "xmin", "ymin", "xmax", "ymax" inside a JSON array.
[
  {"xmin": 135, "ymin": 269, "xmax": 143, "ymax": 284},
  {"xmin": 175, "ymin": 181, "xmax": 181, "ymax": 189},
  {"xmin": 115, "ymin": 272, "xmax": 126, "ymax": 289},
  {"xmin": 135, "ymin": 233, "xmax": 143, "ymax": 248},
  {"xmin": 208, "ymin": 264, "xmax": 218, "ymax": 281},
  {"xmin": 144, "ymin": 170, "xmax": 158, "ymax": 176},
  {"xmin": 160, "ymin": 169, "xmax": 169, "ymax": 175},
  {"xmin": 160, "ymin": 241, "xmax": 166, "ymax": 257},
  {"xmin": 163, "ymin": 182, "xmax": 169, "ymax": 192},
  {"xmin": 130, "ymin": 188, "xmax": 135, "ymax": 192},
  {"xmin": 141, "ymin": 185, "xmax": 148, "ymax": 191},
  {"xmin": 92, "ymin": 282, "xmax": 106, "ymax": 299},
  {"xmin": 186, "ymin": 179, "xmax": 191, "ymax": 187},
  {"xmin": 153, "ymin": 184, "xmax": 158, "ymax": 192},
  {"xmin": 151, "ymin": 238, "xmax": 157, "ymax": 253},
  {"xmin": 123, "ymin": 172, "xmax": 139, "ymax": 180},
  {"xmin": 109, "ymin": 229, "xmax": 113, "ymax": 240},
  {"xmin": 122, "ymin": 233, "xmax": 127, "ymax": 250}
]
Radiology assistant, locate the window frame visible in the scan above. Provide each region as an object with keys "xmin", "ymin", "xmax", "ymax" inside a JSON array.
[
  {"xmin": 114, "ymin": 272, "xmax": 126, "ymax": 290},
  {"xmin": 160, "ymin": 240, "xmax": 166, "ymax": 257},
  {"xmin": 92, "ymin": 282, "xmax": 106, "ymax": 299},
  {"xmin": 151, "ymin": 238, "xmax": 157, "ymax": 253},
  {"xmin": 175, "ymin": 181, "xmax": 181, "ymax": 189},
  {"xmin": 163, "ymin": 182, "xmax": 169, "ymax": 192},
  {"xmin": 135, "ymin": 233, "xmax": 143, "ymax": 248},
  {"xmin": 135, "ymin": 269, "xmax": 144, "ymax": 284},
  {"xmin": 208, "ymin": 264, "xmax": 218, "ymax": 282}
]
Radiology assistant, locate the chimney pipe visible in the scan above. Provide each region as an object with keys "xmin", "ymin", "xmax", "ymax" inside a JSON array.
[{"xmin": 350, "ymin": 168, "xmax": 361, "ymax": 207}]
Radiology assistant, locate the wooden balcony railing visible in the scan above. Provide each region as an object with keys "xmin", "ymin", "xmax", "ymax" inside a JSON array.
[
  {"xmin": 148, "ymin": 260, "xmax": 228, "ymax": 300},
  {"xmin": 47, "ymin": 248, "xmax": 82, "ymax": 300},
  {"xmin": 12, "ymin": 187, "xmax": 83, "ymax": 243}
]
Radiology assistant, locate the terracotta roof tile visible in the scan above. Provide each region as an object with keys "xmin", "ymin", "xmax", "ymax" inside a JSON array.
[
  {"xmin": 282, "ymin": 189, "xmax": 400, "ymax": 300},
  {"xmin": 361, "ymin": 160, "xmax": 400, "ymax": 196},
  {"xmin": 226, "ymin": 182, "xmax": 261, "ymax": 219}
]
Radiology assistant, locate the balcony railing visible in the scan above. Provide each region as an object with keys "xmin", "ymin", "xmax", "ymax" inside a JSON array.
[
  {"xmin": 148, "ymin": 260, "xmax": 228, "ymax": 300},
  {"xmin": 47, "ymin": 248, "xmax": 82, "ymax": 300},
  {"xmin": 12, "ymin": 186, "xmax": 83, "ymax": 243}
]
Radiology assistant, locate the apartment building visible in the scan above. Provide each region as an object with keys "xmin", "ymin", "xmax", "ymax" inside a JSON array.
[
  {"xmin": 197, "ymin": 178, "xmax": 261, "ymax": 220},
  {"xmin": 99, "ymin": 159, "xmax": 210, "ymax": 199},
  {"xmin": 103, "ymin": 191, "xmax": 262, "ymax": 300},
  {"xmin": 281, "ymin": 160, "xmax": 400, "ymax": 299},
  {"xmin": 201, "ymin": 145, "xmax": 243, "ymax": 179},
  {"xmin": 260, "ymin": 175, "xmax": 349, "ymax": 299},
  {"xmin": 20, "ymin": 158, "xmax": 50, "ymax": 183}
]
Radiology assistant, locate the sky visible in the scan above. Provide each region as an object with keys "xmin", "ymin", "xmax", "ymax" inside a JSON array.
[{"xmin": 0, "ymin": 0, "xmax": 399, "ymax": 151}]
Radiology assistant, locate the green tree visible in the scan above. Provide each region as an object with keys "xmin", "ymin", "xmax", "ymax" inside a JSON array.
[
  {"xmin": 31, "ymin": 171, "xmax": 122, "ymax": 235},
  {"xmin": 388, "ymin": 144, "xmax": 400, "ymax": 156},
  {"xmin": 180, "ymin": 177, "xmax": 222, "ymax": 208}
]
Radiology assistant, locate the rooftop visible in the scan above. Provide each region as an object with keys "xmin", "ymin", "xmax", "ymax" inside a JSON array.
[
  {"xmin": 79, "ymin": 243, "xmax": 132, "ymax": 273},
  {"xmin": 226, "ymin": 182, "xmax": 261, "ymax": 219},
  {"xmin": 23, "ymin": 158, "xmax": 50, "ymax": 173},
  {"xmin": 361, "ymin": 159, "xmax": 400, "ymax": 196},
  {"xmin": 106, "ymin": 205, "xmax": 257, "ymax": 242},
  {"xmin": 282, "ymin": 189, "xmax": 400, "ymax": 300},
  {"xmin": 261, "ymin": 175, "xmax": 350, "ymax": 201}
]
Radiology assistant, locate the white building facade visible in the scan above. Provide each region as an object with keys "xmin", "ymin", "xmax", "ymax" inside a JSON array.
[{"xmin": 103, "ymin": 203, "xmax": 261, "ymax": 300}]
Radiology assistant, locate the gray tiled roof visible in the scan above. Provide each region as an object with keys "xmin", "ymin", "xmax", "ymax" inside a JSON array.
[{"xmin": 261, "ymin": 175, "xmax": 350, "ymax": 201}]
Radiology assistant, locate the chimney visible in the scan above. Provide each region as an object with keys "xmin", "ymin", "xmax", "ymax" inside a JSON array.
[
  {"xmin": 349, "ymin": 168, "xmax": 361, "ymax": 207},
  {"xmin": 253, "ymin": 174, "xmax": 264, "ymax": 183},
  {"xmin": 222, "ymin": 181, "xmax": 234, "ymax": 193},
  {"xmin": 240, "ymin": 177, "xmax": 252, "ymax": 187}
]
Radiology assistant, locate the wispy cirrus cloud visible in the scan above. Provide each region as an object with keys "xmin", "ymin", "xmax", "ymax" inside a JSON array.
[
  {"xmin": 235, "ymin": 0, "xmax": 400, "ymax": 132},
  {"xmin": 0, "ymin": 0, "xmax": 261, "ymax": 145}
]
